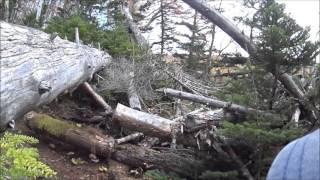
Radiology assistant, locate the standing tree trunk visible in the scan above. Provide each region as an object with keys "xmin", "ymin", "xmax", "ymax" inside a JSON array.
[
  {"xmin": 188, "ymin": 10, "xmax": 198, "ymax": 66},
  {"xmin": 0, "ymin": 21, "xmax": 111, "ymax": 130},
  {"xmin": 4, "ymin": 0, "xmax": 9, "ymax": 22},
  {"xmin": 35, "ymin": 0, "xmax": 44, "ymax": 21}
]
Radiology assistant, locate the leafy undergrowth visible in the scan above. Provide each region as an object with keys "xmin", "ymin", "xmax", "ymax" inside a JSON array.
[{"xmin": 0, "ymin": 132, "xmax": 57, "ymax": 179}]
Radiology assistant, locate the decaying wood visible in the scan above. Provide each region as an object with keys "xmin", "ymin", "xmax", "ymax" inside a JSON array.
[
  {"xmin": 185, "ymin": 108, "xmax": 224, "ymax": 129},
  {"xmin": 157, "ymin": 88, "xmax": 283, "ymax": 121},
  {"xmin": 113, "ymin": 144, "xmax": 205, "ymax": 178},
  {"xmin": 127, "ymin": 77, "xmax": 142, "ymax": 111},
  {"xmin": 25, "ymin": 112, "xmax": 204, "ymax": 178},
  {"xmin": 112, "ymin": 103, "xmax": 219, "ymax": 149},
  {"xmin": 181, "ymin": 0, "xmax": 319, "ymax": 123},
  {"xmin": 0, "ymin": 21, "xmax": 111, "ymax": 130},
  {"xmin": 25, "ymin": 112, "xmax": 115, "ymax": 156},
  {"xmin": 81, "ymin": 82, "xmax": 113, "ymax": 114},
  {"xmin": 112, "ymin": 103, "xmax": 174, "ymax": 139},
  {"xmin": 115, "ymin": 132, "xmax": 144, "ymax": 144}
]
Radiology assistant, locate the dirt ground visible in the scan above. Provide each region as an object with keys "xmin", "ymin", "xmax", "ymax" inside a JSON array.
[{"xmin": 16, "ymin": 93, "xmax": 143, "ymax": 180}]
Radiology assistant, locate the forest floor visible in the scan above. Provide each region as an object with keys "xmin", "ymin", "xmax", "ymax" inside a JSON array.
[{"xmin": 16, "ymin": 93, "xmax": 141, "ymax": 180}]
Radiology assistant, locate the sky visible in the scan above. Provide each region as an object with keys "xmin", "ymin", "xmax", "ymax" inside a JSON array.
[
  {"xmin": 211, "ymin": 0, "xmax": 320, "ymax": 57},
  {"xmin": 96, "ymin": 0, "xmax": 319, "ymax": 61}
]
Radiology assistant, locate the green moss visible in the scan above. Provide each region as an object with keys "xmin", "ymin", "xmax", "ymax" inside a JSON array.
[{"xmin": 33, "ymin": 114, "xmax": 74, "ymax": 137}]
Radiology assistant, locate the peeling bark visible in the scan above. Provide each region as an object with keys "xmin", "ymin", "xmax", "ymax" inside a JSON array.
[{"xmin": 0, "ymin": 21, "xmax": 111, "ymax": 130}]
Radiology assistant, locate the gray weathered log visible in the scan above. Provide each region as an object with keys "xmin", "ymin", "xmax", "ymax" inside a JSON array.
[
  {"xmin": 182, "ymin": 0, "xmax": 319, "ymax": 122},
  {"xmin": 0, "ymin": 21, "xmax": 111, "ymax": 130},
  {"xmin": 112, "ymin": 104, "xmax": 219, "ymax": 149},
  {"xmin": 157, "ymin": 88, "xmax": 283, "ymax": 121},
  {"xmin": 112, "ymin": 103, "xmax": 174, "ymax": 139},
  {"xmin": 186, "ymin": 108, "xmax": 224, "ymax": 129}
]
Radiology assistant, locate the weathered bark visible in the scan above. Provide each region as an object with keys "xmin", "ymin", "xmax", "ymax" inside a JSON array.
[
  {"xmin": 157, "ymin": 88, "xmax": 283, "ymax": 121},
  {"xmin": 0, "ymin": 21, "xmax": 111, "ymax": 130},
  {"xmin": 81, "ymin": 82, "xmax": 113, "ymax": 114},
  {"xmin": 181, "ymin": 0, "xmax": 319, "ymax": 122},
  {"xmin": 25, "ymin": 112, "xmax": 115, "ymax": 156},
  {"xmin": 185, "ymin": 108, "xmax": 224, "ymax": 129},
  {"xmin": 182, "ymin": 0, "xmax": 256, "ymax": 55},
  {"xmin": 118, "ymin": 4, "xmax": 143, "ymax": 110},
  {"xmin": 127, "ymin": 79, "xmax": 142, "ymax": 110},
  {"xmin": 35, "ymin": 0, "xmax": 44, "ymax": 21},
  {"xmin": 4, "ymin": 0, "xmax": 9, "ymax": 21},
  {"xmin": 122, "ymin": 4, "xmax": 148, "ymax": 48},
  {"xmin": 112, "ymin": 103, "xmax": 174, "ymax": 139},
  {"xmin": 113, "ymin": 144, "xmax": 205, "ymax": 178},
  {"xmin": 112, "ymin": 104, "xmax": 219, "ymax": 149}
]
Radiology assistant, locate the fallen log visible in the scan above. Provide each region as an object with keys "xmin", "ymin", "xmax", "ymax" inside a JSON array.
[
  {"xmin": 157, "ymin": 88, "xmax": 283, "ymax": 121},
  {"xmin": 25, "ymin": 112, "xmax": 205, "ymax": 178},
  {"xmin": 0, "ymin": 21, "xmax": 111, "ymax": 130},
  {"xmin": 113, "ymin": 144, "xmax": 205, "ymax": 178},
  {"xmin": 112, "ymin": 103, "xmax": 217, "ymax": 148},
  {"xmin": 25, "ymin": 112, "xmax": 115, "ymax": 156}
]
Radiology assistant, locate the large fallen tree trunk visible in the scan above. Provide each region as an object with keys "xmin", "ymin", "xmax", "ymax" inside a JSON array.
[
  {"xmin": 181, "ymin": 0, "xmax": 319, "ymax": 122},
  {"xmin": 25, "ymin": 112, "xmax": 204, "ymax": 178},
  {"xmin": 157, "ymin": 88, "xmax": 283, "ymax": 121},
  {"xmin": 0, "ymin": 21, "xmax": 111, "ymax": 130}
]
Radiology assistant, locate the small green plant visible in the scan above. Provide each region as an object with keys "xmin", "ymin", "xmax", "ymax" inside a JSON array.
[{"xmin": 0, "ymin": 132, "xmax": 56, "ymax": 179}]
